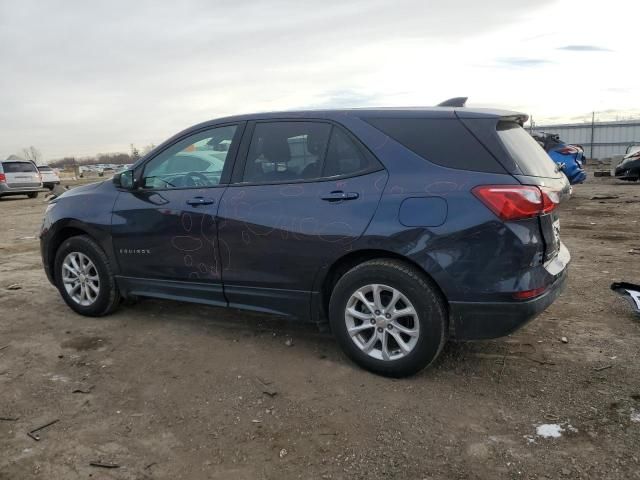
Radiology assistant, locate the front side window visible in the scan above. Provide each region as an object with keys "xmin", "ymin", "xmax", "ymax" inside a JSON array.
[
  {"xmin": 142, "ymin": 125, "xmax": 237, "ymax": 189},
  {"xmin": 243, "ymin": 122, "xmax": 331, "ymax": 183}
]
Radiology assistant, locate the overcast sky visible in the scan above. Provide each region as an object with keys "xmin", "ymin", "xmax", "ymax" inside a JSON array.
[{"xmin": 1, "ymin": 0, "xmax": 638, "ymax": 160}]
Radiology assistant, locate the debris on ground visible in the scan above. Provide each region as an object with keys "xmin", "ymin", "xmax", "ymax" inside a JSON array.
[
  {"xmin": 6, "ymin": 284, "xmax": 22, "ymax": 290},
  {"xmin": 561, "ymin": 337, "xmax": 568, "ymax": 344},
  {"xmin": 89, "ymin": 461, "xmax": 120, "ymax": 469},
  {"xmin": 611, "ymin": 282, "xmax": 640, "ymax": 316},
  {"xmin": 536, "ymin": 424, "xmax": 563, "ymax": 438},
  {"xmin": 593, "ymin": 364, "xmax": 614, "ymax": 372},
  {"xmin": 71, "ymin": 385, "xmax": 95, "ymax": 394},
  {"xmin": 27, "ymin": 419, "xmax": 60, "ymax": 441},
  {"xmin": 279, "ymin": 448, "xmax": 288, "ymax": 458},
  {"xmin": 590, "ymin": 194, "xmax": 619, "ymax": 200},
  {"xmin": 256, "ymin": 376, "xmax": 278, "ymax": 397},
  {"xmin": 284, "ymin": 338, "xmax": 294, "ymax": 347},
  {"xmin": 0, "ymin": 416, "xmax": 19, "ymax": 421}
]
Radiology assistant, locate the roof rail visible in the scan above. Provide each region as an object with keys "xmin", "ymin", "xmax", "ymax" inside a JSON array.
[{"xmin": 437, "ymin": 97, "xmax": 468, "ymax": 107}]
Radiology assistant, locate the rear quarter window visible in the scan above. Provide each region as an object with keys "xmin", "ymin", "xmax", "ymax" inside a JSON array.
[
  {"xmin": 2, "ymin": 161, "xmax": 38, "ymax": 173},
  {"xmin": 497, "ymin": 122, "xmax": 561, "ymax": 178},
  {"xmin": 364, "ymin": 118, "xmax": 506, "ymax": 173}
]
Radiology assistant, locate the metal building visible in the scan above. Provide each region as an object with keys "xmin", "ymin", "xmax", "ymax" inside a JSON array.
[{"xmin": 531, "ymin": 119, "xmax": 640, "ymax": 159}]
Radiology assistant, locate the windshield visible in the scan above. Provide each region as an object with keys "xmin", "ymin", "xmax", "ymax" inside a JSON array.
[{"xmin": 497, "ymin": 122, "xmax": 562, "ymax": 178}]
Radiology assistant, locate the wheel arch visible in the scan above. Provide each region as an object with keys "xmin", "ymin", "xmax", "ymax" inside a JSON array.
[
  {"xmin": 317, "ymin": 249, "xmax": 449, "ymax": 322},
  {"xmin": 46, "ymin": 221, "xmax": 116, "ymax": 283}
]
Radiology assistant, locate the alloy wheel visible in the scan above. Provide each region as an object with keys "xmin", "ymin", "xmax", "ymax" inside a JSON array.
[
  {"xmin": 62, "ymin": 252, "xmax": 100, "ymax": 306},
  {"xmin": 344, "ymin": 284, "xmax": 420, "ymax": 361}
]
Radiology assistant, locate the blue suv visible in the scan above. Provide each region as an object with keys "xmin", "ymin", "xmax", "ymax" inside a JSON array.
[{"xmin": 40, "ymin": 107, "xmax": 570, "ymax": 376}]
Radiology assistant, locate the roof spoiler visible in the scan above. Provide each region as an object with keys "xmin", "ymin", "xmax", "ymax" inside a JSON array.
[{"xmin": 437, "ymin": 97, "xmax": 468, "ymax": 107}]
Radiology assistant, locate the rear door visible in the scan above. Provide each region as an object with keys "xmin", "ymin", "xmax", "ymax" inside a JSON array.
[
  {"xmin": 217, "ymin": 120, "xmax": 387, "ymax": 318},
  {"xmin": 2, "ymin": 161, "xmax": 41, "ymax": 188}
]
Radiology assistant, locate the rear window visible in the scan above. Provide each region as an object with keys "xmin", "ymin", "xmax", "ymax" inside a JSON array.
[
  {"xmin": 37, "ymin": 165, "xmax": 52, "ymax": 171},
  {"xmin": 497, "ymin": 122, "xmax": 561, "ymax": 178},
  {"xmin": 2, "ymin": 161, "xmax": 37, "ymax": 173},
  {"xmin": 364, "ymin": 118, "xmax": 506, "ymax": 173}
]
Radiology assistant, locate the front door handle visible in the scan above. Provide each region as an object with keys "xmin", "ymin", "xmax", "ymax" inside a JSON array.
[
  {"xmin": 186, "ymin": 196, "xmax": 215, "ymax": 206},
  {"xmin": 320, "ymin": 191, "xmax": 359, "ymax": 202}
]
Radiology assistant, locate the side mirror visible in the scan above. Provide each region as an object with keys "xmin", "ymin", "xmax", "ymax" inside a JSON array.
[{"xmin": 113, "ymin": 170, "xmax": 135, "ymax": 189}]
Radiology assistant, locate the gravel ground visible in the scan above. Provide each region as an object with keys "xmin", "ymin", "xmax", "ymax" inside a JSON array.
[{"xmin": 1, "ymin": 174, "xmax": 639, "ymax": 479}]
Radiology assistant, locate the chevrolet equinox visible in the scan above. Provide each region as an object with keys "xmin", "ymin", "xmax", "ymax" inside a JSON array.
[{"xmin": 40, "ymin": 107, "xmax": 570, "ymax": 377}]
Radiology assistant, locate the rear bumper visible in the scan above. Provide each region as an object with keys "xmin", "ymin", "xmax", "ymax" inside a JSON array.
[
  {"xmin": 449, "ymin": 244, "xmax": 569, "ymax": 340},
  {"xmin": 0, "ymin": 184, "xmax": 43, "ymax": 195}
]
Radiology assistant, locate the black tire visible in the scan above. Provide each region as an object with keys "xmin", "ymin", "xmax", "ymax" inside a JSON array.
[
  {"xmin": 329, "ymin": 259, "xmax": 447, "ymax": 377},
  {"xmin": 54, "ymin": 235, "xmax": 120, "ymax": 316},
  {"xmin": 28, "ymin": 192, "xmax": 38, "ymax": 198}
]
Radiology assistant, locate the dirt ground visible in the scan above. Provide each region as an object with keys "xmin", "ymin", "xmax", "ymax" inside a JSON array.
[{"xmin": 1, "ymin": 173, "xmax": 639, "ymax": 480}]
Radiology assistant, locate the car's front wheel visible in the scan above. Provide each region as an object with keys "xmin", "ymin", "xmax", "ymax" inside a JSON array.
[
  {"xmin": 329, "ymin": 259, "xmax": 447, "ymax": 377},
  {"xmin": 54, "ymin": 235, "xmax": 120, "ymax": 316}
]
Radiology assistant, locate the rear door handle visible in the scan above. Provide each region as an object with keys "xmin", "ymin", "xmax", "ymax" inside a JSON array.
[
  {"xmin": 186, "ymin": 196, "xmax": 215, "ymax": 206},
  {"xmin": 320, "ymin": 191, "xmax": 359, "ymax": 202}
]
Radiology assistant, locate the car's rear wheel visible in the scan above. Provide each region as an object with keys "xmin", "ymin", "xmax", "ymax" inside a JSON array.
[
  {"xmin": 329, "ymin": 259, "xmax": 447, "ymax": 377},
  {"xmin": 54, "ymin": 235, "xmax": 120, "ymax": 316}
]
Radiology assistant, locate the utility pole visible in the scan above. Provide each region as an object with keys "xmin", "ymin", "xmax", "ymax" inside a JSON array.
[{"xmin": 590, "ymin": 111, "xmax": 596, "ymax": 159}]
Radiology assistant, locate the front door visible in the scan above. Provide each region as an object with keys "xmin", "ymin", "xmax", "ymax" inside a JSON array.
[
  {"xmin": 217, "ymin": 120, "xmax": 388, "ymax": 318},
  {"xmin": 111, "ymin": 123, "xmax": 243, "ymax": 305}
]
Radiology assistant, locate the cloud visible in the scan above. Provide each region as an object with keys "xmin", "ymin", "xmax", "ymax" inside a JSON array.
[
  {"xmin": 557, "ymin": 45, "xmax": 612, "ymax": 52},
  {"xmin": 496, "ymin": 57, "xmax": 551, "ymax": 67},
  {"xmin": 2, "ymin": 0, "xmax": 637, "ymax": 159},
  {"xmin": 305, "ymin": 90, "xmax": 382, "ymax": 109}
]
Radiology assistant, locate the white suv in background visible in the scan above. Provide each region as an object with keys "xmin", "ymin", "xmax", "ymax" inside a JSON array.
[
  {"xmin": 37, "ymin": 165, "xmax": 61, "ymax": 190},
  {"xmin": 0, "ymin": 159, "xmax": 43, "ymax": 199}
]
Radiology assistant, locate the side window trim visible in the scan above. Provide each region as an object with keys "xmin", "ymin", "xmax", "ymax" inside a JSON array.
[
  {"xmin": 134, "ymin": 121, "xmax": 246, "ymax": 191},
  {"xmin": 230, "ymin": 119, "xmax": 385, "ymax": 186}
]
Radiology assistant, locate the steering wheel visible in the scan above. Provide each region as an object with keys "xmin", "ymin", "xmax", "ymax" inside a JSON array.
[{"xmin": 184, "ymin": 171, "xmax": 210, "ymax": 187}]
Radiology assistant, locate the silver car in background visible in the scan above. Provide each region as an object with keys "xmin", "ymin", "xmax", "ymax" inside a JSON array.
[
  {"xmin": 37, "ymin": 165, "xmax": 61, "ymax": 190},
  {"xmin": 0, "ymin": 159, "xmax": 43, "ymax": 199}
]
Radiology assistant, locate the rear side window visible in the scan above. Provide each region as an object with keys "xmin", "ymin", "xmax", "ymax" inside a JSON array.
[
  {"xmin": 497, "ymin": 122, "xmax": 561, "ymax": 178},
  {"xmin": 365, "ymin": 118, "xmax": 505, "ymax": 173},
  {"xmin": 323, "ymin": 128, "xmax": 374, "ymax": 177},
  {"xmin": 37, "ymin": 166, "xmax": 52, "ymax": 171},
  {"xmin": 2, "ymin": 161, "xmax": 37, "ymax": 173}
]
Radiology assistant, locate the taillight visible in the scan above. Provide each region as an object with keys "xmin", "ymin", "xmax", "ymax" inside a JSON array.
[
  {"xmin": 472, "ymin": 185, "xmax": 559, "ymax": 221},
  {"xmin": 0, "ymin": 173, "xmax": 5, "ymax": 183}
]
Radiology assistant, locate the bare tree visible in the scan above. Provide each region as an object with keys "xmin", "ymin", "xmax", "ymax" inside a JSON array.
[
  {"xmin": 49, "ymin": 157, "xmax": 77, "ymax": 168},
  {"xmin": 142, "ymin": 144, "xmax": 156, "ymax": 155},
  {"xmin": 20, "ymin": 146, "xmax": 43, "ymax": 164}
]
